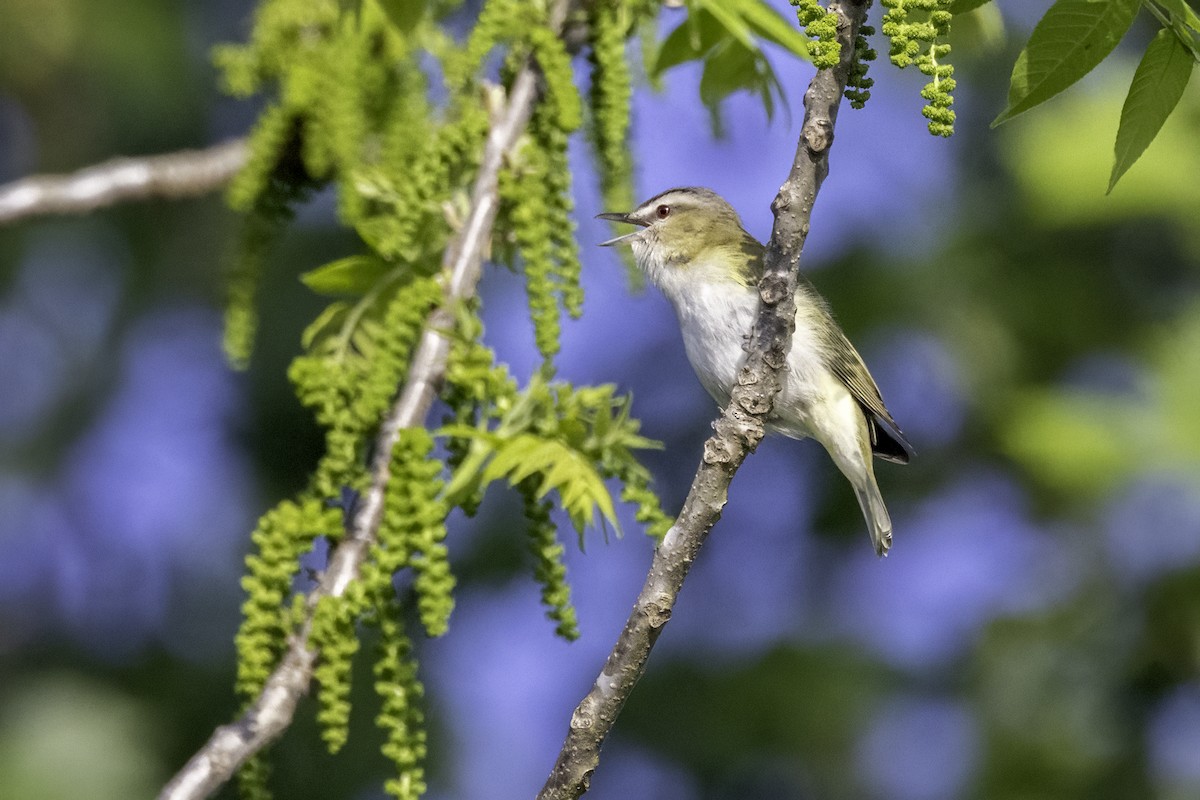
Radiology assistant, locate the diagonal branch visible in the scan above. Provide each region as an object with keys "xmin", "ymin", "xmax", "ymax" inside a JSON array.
[
  {"xmin": 156, "ymin": 18, "xmax": 562, "ymax": 800},
  {"xmin": 537, "ymin": 2, "xmax": 872, "ymax": 797},
  {"xmin": 0, "ymin": 139, "xmax": 248, "ymax": 225}
]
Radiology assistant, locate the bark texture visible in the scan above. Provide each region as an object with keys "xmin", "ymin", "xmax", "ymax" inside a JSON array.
[{"xmin": 537, "ymin": 3, "xmax": 872, "ymax": 797}]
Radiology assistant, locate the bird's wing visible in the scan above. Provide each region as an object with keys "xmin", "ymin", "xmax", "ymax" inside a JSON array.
[{"xmin": 823, "ymin": 324, "xmax": 915, "ymax": 464}]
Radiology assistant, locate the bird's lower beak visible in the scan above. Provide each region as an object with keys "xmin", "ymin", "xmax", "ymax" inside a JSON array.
[{"xmin": 596, "ymin": 211, "xmax": 646, "ymax": 247}]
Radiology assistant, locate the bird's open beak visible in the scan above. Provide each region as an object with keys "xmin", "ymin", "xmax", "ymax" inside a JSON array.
[{"xmin": 596, "ymin": 211, "xmax": 646, "ymax": 247}]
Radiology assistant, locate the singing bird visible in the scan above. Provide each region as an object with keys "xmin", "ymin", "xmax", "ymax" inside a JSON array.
[{"xmin": 598, "ymin": 187, "xmax": 912, "ymax": 556}]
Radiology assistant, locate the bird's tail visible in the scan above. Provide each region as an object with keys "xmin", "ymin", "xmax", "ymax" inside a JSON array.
[{"xmin": 852, "ymin": 478, "xmax": 893, "ymax": 558}]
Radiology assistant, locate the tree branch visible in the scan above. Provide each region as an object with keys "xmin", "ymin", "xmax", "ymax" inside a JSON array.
[
  {"xmin": 0, "ymin": 139, "xmax": 248, "ymax": 225},
  {"xmin": 537, "ymin": 2, "xmax": 872, "ymax": 797},
  {"xmin": 156, "ymin": 18, "xmax": 562, "ymax": 800}
]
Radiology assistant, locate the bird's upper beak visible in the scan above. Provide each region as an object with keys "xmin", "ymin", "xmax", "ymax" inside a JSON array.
[{"xmin": 596, "ymin": 211, "xmax": 647, "ymax": 247}]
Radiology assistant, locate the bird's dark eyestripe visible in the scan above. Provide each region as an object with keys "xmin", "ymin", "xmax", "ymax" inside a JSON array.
[{"xmin": 639, "ymin": 186, "xmax": 705, "ymax": 212}]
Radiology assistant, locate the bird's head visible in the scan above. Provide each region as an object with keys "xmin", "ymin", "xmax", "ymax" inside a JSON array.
[{"xmin": 597, "ymin": 187, "xmax": 762, "ymax": 290}]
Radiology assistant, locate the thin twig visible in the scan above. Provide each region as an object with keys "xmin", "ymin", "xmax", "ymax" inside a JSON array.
[
  {"xmin": 537, "ymin": 2, "xmax": 872, "ymax": 797},
  {"xmin": 0, "ymin": 139, "xmax": 248, "ymax": 225},
  {"xmin": 156, "ymin": 26, "xmax": 558, "ymax": 800}
]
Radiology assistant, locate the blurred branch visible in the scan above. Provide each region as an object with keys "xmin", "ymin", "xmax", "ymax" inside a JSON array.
[
  {"xmin": 155, "ymin": 7, "xmax": 569, "ymax": 797},
  {"xmin": 0, "ymin": 139, "xmax": 248, "ymax": 226},
  {"xmin": 537, "ymin": 1, "xmax": 872, "ymax": 797}
]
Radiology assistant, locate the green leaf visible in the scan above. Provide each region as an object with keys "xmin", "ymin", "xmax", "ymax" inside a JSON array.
[
  {"xmin": 349, "ymin": 317, "xmax": 385, "ymax": 358},
  {"xmin": 655, "ymin": 8, "xmax": 727, "ymax": 75},
  {"xmin": 301, "ymin": 301, "xmax": 350, "ymax": 349},
  {"xmin": 480, "ymin": 434, "xmax": 540, "ymax": 485},
  {"xmin": 541, "ymin": 450, "xmax": 616, "ymax": 533},
  {"xmin": 724, "ymin": 0, "xmax": 811, "ymax": 60},
  {"xmin": 693, "ymin": 0, "xmax": 756, "ymax": 51},
  {"xmin": 300, "ymin": 255, "xmax": 389, "ymax": 296},
  {"xmin": 375, "ymin": 0, "xmax": 426, "ymax": 33},
  {"xmin": 699, "ymin": 39, "xmax": 778, "ymax": 118},
  {"xmin": 1157, "ymin": 0, "xmax": 1200, "ymax": 34},
  {"xmin": 992, "ymin": 0, "xmax": 1140, "ymax": 127},
  {"xmin": 1108, "ymin": 27, "xmax": 1194, "ymax": 192},
  {"xmin": 510, "ymin": 440, "xmax": 566, "ymax": 487},
  {"xmin": 949, "ymin": 0, "xmax": 994, "ymax": 13},
  {"xmin": 653, "ymin": 0, "xmax": 811, "ymax": 124},
  {"xmin": 480, "ymin": 434, "xmax": 620, "ymax": 534},
  {"xmin": 438, "ymin": 427, "xmax": 496, "ymax": 506}
]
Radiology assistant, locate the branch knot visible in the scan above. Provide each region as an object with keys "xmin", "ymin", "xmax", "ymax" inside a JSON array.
[
  {"xmin": 802, "ymin": 118, "xmax": 833, "ymax": 154},
  {"xmin": 758, "ymin": 272, "xmax": 790, "ymax": 305},
  {"xmin": 702, "ymin": 435, "xmax": 737, "ymax": 465},
  {"xmin": 642, "ymin": 598, "xmax": 672, "ymax": 629},
  {"xmin": 569, "ymin": 707, "xmax": 595, "ymax": 731},
  {"xmin": 737, "ymin": 390, "xmax": 772, "ymax": 417}
]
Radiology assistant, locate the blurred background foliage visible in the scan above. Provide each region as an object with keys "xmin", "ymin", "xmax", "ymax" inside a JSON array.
[{"xmin": 1, "ymin": 1, "xmax": 1199, "ymax": 799}]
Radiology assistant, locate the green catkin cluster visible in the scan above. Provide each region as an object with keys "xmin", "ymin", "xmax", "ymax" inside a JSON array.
[
  {"xmin": 520, "ymin": 481, "xmax": 581, "ymax": 640},
  {"xmin": 442, "ymin": 314, "xmax": 519, "ymax": 517},
  {"xmin": 217, "ymin": 2, "xmax": 403, "ymax": 220},
  {"xmin": 222, "ymin": 105, "xmax": 312, "ymax": 367},
  {"xmin": 615, "ymin": 462, "xmax": 674, "ymax": 540},
  {"xmin": 880, "ymin": 0, "xmax": 956, "ymax": 135},
  {"xmin": 216, "ymin": 0, "xmax": 442, "ymax": 366},
  {"xmin": 218, "ymin": 1, "xmax": 681, "ymax": 796},
  {"xmin": 587, "ymin": 1, "xmax": 660, "ymax": 284},
  {"xmin": 290, "ymin": 276, "xmax": 442, "ymax": 499},
  {"xmin": 222, "ymin": 203, "xmax": 279, "ymax": 368},
  {"xmin": 235, "ymin": 499, "xmax": 343, "ymax": 699},
  {"xmin": 588, "ymin": 0, "xmax": 636, "ymax": 213},
  {"xmin": 224, "ymin": 105, "xmax": 302, "ymax": 214},
  {"xmin": 450, "ymin": 0, "xmax": 586, "ymax": 369},
  {"xmin": 496, "ymin": 11, "xmax": 584, "ymax": 368},
  {"xmin": 374, "ymin": 602, "xmax": 428, "ymax": 800},
  {"xmin": 540, "ymin": 121, "xmax": 584, "ymax": 325},
  {"xmin": 354, "ymin": 102, "xmax": 490, "ymax": 265},
  {"xmin": 498, "ymin": 123, "xmax": 582, "ymax": 367},
  {"xmin": 311, "ymin": 593, "xmax": 361, "ymax": 752},
  {"xmin": 309, "ymin": 429, "xmax": 451, "ymax": 761},
  {"xmin": 378, "ymin": 429, "xmax": 456, "ymax": 637},
  {"xmin": 237, "ymin": 755, "xmax": 273, "ymax": 800},
  {"xmin": 791, "ymin": 0, "xmax": 841, "ymax": 70},
  {"xmin": 444, "ymin": 0, "xmax": 520, "ymax": 90},
  {"xmin": 499, "ymin": 156, "xmax": 561, "ymax": 364},
  {"xmin": 845, "ymin": 25, "xmax": 878, "ymax": 109},
  {"xmin": 308, "ymin": 430, "xmax": 449, "ymax": 763}
]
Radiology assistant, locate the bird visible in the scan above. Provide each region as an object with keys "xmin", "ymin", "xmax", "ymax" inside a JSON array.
[{"xmin": 597, "ymin": 187, "xmax": 912, "ymax": 556}]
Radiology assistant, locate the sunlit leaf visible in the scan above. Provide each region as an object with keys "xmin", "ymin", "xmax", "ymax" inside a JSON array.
[
  {"xmin": 654, "ymin": 8, "xmax": 733, "ymax": 75},
  {"xmin": 699, "ymin": 39, "xmax": 778, "ymax": 119},
  {"xmin": 1108, "ymin": 28, "xmax": 1194, "ymax": 193},
  {"xmin": 479, "ymin": 434, "xmax": 619, "ymax": 534},
  {"xmin": 437, "ymin": 425, "xmax": 496, "ymax": 504},
  {"xmin": 653, "ymin": 20, "xmax": 699, "ymax": 76},
  {"xmin": 992, "ymin": 0, "xmax": 1140, "ymax": 127},
  {"xmin": 694, "ymin": 0, "xmax": 756, "ymax": 50},
  {"xmin": 376, "ymin": 0, "xmax": 426, "ymax": 33},
  {"xmin": 949, "ymin": 0, "xmax": 994, "ymax": 13},
  {"xmin": 301, "ymin": 301, "xmax": 350, "ymax": 349},
  {"xmin": 654, "ymin": 0, "xmax": 809, "ymax": 121},
  {"xmin": 722, "ymin": 0, "xmax": 811, "ymax": 60},
  {"xmin": 301, "ymin": 255, "xmax": 390, "ymax": 296},
  {"xmin": 1157, "ymin": 0, "xmax": 1200, "ymax": 34}
]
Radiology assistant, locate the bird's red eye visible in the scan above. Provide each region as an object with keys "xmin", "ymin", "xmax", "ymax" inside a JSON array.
[{"xmin": 656, "ymin": 204, "xmax": 670, "ymax": 219}]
